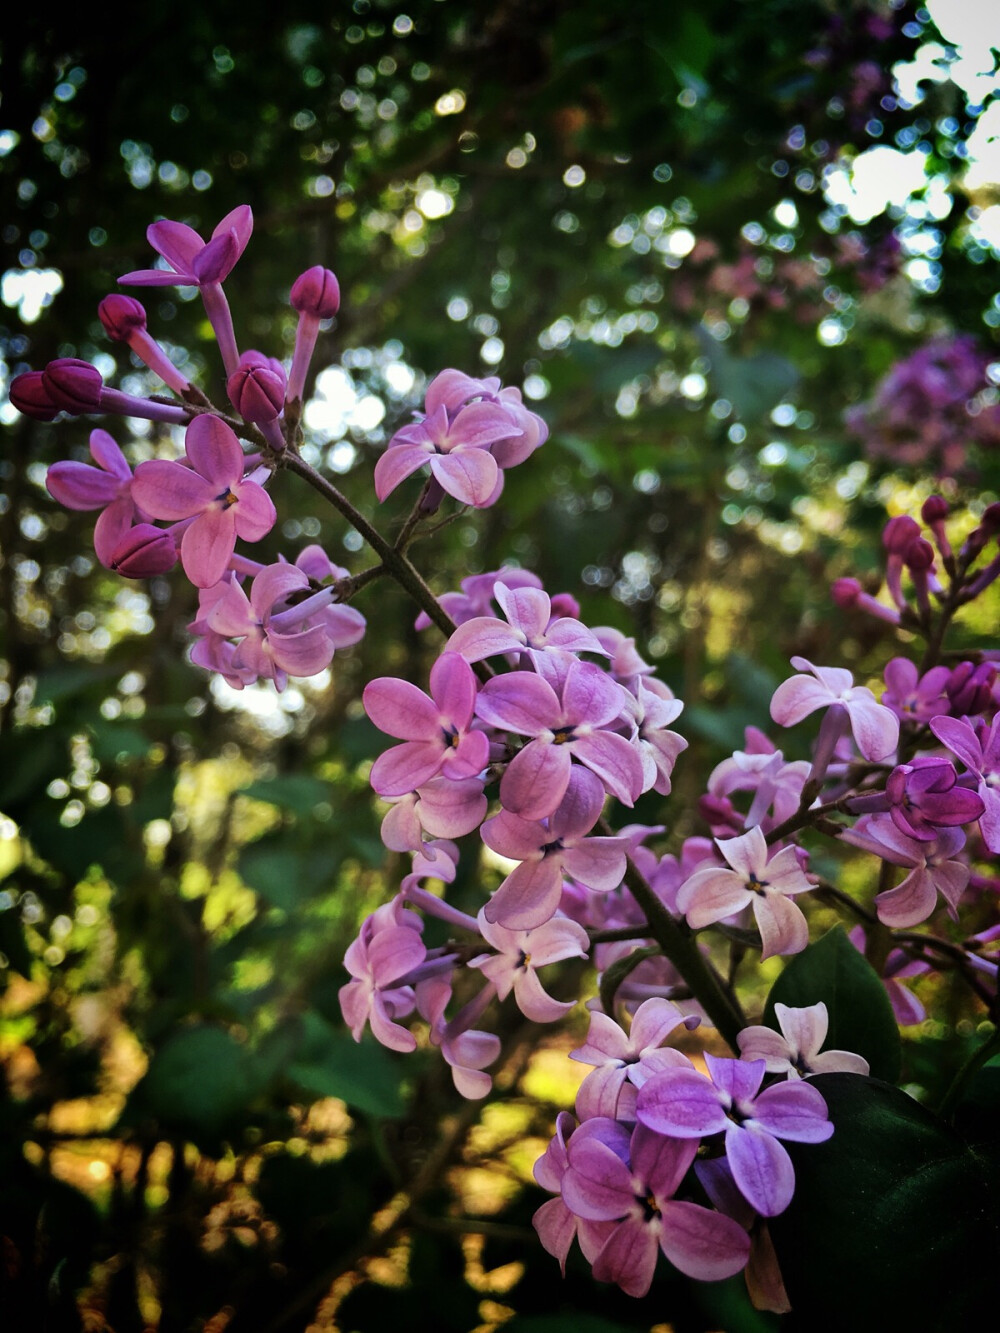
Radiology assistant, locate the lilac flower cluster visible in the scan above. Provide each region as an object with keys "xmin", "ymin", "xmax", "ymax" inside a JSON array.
[{"xmin": 845, "ymin": 336, "xmax": 1000, "ymax": 474}]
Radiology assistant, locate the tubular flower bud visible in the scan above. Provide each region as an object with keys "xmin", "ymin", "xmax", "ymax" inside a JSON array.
[
  {"xmin": 290, "ymin": 265, "xmax": 340, "ymax": 318},
  {"xmin": 98, "ymin": 294, "xmax": 147, "ymax": 341},
  {"xmin": 43, "ymin": 358, "xmax": 103, "ymax": 412},
  {"xmin": 9, "ymin": 371, "xmax": 60, "ymax": 420},
  {"xmin": 109, "ymin": 524, "xmax": 178, "ymax": 578},
  {"xmin": 228, "ymin": 350, "xmax": 286, "ymax": 425}
]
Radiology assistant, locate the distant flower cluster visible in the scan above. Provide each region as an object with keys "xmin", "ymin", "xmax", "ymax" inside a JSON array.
[{"xmin": 845, "ymin": 336, "xmax": 1000, "ymax": 474}]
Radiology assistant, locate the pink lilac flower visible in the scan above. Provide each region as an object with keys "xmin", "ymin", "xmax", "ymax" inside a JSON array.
[
  {"xmin": 416, "ymin": 975, "xmax": 499, "ymax": 1100},
  {"xmin": 695, "ymin": 1158, "xmax": 791, "ymax": 1314},
  {"xmin": 35, "ymin": 358, "xmax": 192, "ymax": 426},
  {"xmin": 374, "ymin": 396, "xmax": 519, "ymax": 508},
  {"xmin": 561, "ymin": 1118, "xmax": 751, "ymax": 1292},
  {"xmin": 770, "ymin": 655, "xmax": 899, "ymax": 762},
  {"xmin": 621, "ymin": 677, "xmax": 688, "ymax": 796},
  {"xmin": 570, "ymin": 998, "xmax": 698, "ymax": 1121},
  {"xmin": 931, "ymin": 714, "xmax": 1000, "ymax": 853},
  {"xmin": 737, "ymin": 1002, "xmax": 870, "ymax": 1079},
  {"xmin": 840, "ymin": 815, "xmax": 970, "ymax": 927},
  {"xmin": 119, "ymin": 205, "xmax": 253, "ymax": 376},
  {"xmin": 636, "ymin": 1054, "xmax": 833, "ymax": 1217},
  {"xmin": 364, "ymin": 652, "xmax": 490, "ymax": 797},
  {"xmin": 676, "ymin": 825, "xmax": 814, "ymax": 959},
  {"xmin": 707, "ymin": 743, "xmax": 810, "ymax": 832},
  {"xmin": 380, "ymin": 777, "xmax": 488, "ymax": 853},
  {"xmin": 532, "ymin": 1113, "xmax": 617, "ymax": 1275},
  {"xmin": 46, "ymin": 429, "xmax": 140, "ymax": 567},
  {"xmin": 848, "ymin": 926, "xmax": 929, "ymax": 1025},
  {"xmin": 480, "ymin": 767, "xmax": 626, "ymax": 930},
  {"xmin": 227, "ymin": 350, "xmax": 287, "ymax": 452},
  {"xmin": 474, "ymin": 658, "xmax": 643, "ymax": 819},
  {"xmin": 469, "ymin": 909, "xmax": 589, "ymax": 1022},
  {"xmin": 413, "ymin": 567, "xmax": 542, "ymax": 632},
  {"xmin": 206, "ymin": 563, "xmax": 342, "ymax": 691},
  {"xmin": 882, "ymin": 758, "xmax": 984, "ymax": 840},
  {"xmin": 881, "ymin": 657, "xmax": 951, "ymax": 723},
  {"xmin": 131, "ymin": 415, "xmax": 276, "ymax": 587},
  {"xmin": 110, "ymin": 523, "xmax": 178, "ymax": 578},
  {"xmin": 339, "ymin": 897, "xmax": 426, "ymax": 1052},
  {"xmin": 446, "ymin": 580, "xmax": 608, "ymax": 664},
  {"xmin": 945, "ymin": 661, "xmax": 996, "ymax": 716}
]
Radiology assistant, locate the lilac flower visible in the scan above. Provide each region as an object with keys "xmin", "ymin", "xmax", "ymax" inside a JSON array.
[
  {"xmin": 620, "ymin": 677, "xmax": 688, "ymax": 796},
  {"xmin": 119, "ymin": 205, "xmax": 253, "ymax": 376},
  {"xmin": 561, "ymin": 1118, "xmax": 751, "ymax": 1292},
  {"xmin": 374, "ymin": 398, "xmax": 517, "ymax": 508},
  {"xmin": 416, "ymin": 975, "xmax": 499, "ymax": 1100},
  {"xmin": 207, "ymin": 563, "xmax": 341, "ymax": 691},
  {"xmin": 227, "ymin": 350, "xmax": 288, "ymax": 452},
  {"xmin": 848, "ymin": 926, "xmax": 929, "ymax": 1025},
  {"xmin": 636, "ymin": 1054, "xmax": 833, "ymax": 1217},
  {"xmin": 363, "ymin": 652, "xmax": 490, "ymax": 797},
  {"xmin": 339, "ymin": 897, "xmax": 426, "ymax": 1052},
  {"xmin": 380, "ymin": 777, "xmax": 488, "ymax": 853},
  {"xmin": 481, "ymin": 766, "xmax": 626, "ymax": 930},
  {"xmin": 931, "ymin": 714, "xmax": 1000, "ymax": 853},
  {"xmin": 840, "ymin": 815, "xmax": 970, "ymax": 927},
  {"xmin": 676, "ymin": 825, "xmax": 814, "ymax": 959},
  {"xmin": 570, "ymin": 998, "xmax": 698, "ymax": 1121},
  {"xmin": 737, "ymin": 1002, "xmax": 870, "ymax": 1079},
  {"xmin": 46, "ymin": 429, "xmax": 140, "ymax": 567},
  {"xmin": 770, "ymin": 655, "xmax": 899, "ymax": 761},
  {"xmin": 882, "ymin": 757, "xmax": 984, "ymax": 840},
  {"xmin": 945, "ymin": 661, "xmax": 996, "ymax": 716},
  {"xmin": 131, "ymin": 415, "xmax": 275, "ymax": 587},
  {"xmin": 474, "ymin": 658, "xmax": 643, "ymax": 819},
  {"xmin": 532, "ymin": 1114, "xmax": 617, "ymax": 1274},
  {"xmin": 695, "ymin": 1158, "xmax": 791, "ymax": 1313},
  {"xmin": 34, "ymin": 358, "xmax": 191, "ymax": 425},
  {"xmin": 707, "ymin": 744, "xmax": 810, "ymax": 832},
  {"xmin": 97, "ymin": 294, "xmax": 193, "ymax": 396},
  {"xmin": 881, "ymin": 657, "xmax": 951, "ymax": 723},
  {"xmin": 446, "ymin": 580, "xmax": 608, "ymax": 664},
  {"xmin": 469, "ymin": 910, "xmax": 589, "ymax": 1022},
  {"xmin": 110, "ymin": 523, "xmax": 178, "ymax": 578},
  {"xmin": 413, "ymin": 567, "xmax": 542, "ymax": 632}
]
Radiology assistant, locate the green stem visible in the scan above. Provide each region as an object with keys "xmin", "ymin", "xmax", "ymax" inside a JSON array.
[{"xmin": 937, "ymin": 1024, "xmax": 1000, "ymax": 1122}]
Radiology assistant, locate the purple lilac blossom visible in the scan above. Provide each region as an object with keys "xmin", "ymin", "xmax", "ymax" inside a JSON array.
[{"xmin": 737, "ymin": 1001, "xmax": 869, "ymax": 1078}]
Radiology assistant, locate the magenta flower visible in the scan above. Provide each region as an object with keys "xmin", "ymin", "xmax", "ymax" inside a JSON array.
[
  {"xmin": 621, "ymin": 677, "xmax": 688, "ymax": 796},
  {"xmin": 737, "ymin": 1002, "xmax": 870, "ymax": 1079},
  {"xmin": 474, "ymin": 658, "xmax": 643, "ymax": 819},
  {"xmin": 119, "ymin": 206, "xmax": 252, "ymax": 376},
  {"xmin": 930, "ymin": 713, "xmax": 1000, "ymax": 853},
  {"xmin": 882, "ymin": 757, "xmax": 984, "ymax": 840},
  {"xmin": 707, "ymin": 744, "xmax": 810, "ymax": 832},
  {"xmin": 570, "ymin": 998, "xmax": 698, "ymax": 1121},
  {"xmin": 446, "ymin": 580, "xmax": 608, "ymax": 664},
  {"xmin": 287, "ymin": 266, "xmax": 341, "ymax": 402},
  {"xmin": 131, "ymin": 415, "xmax": 276, "ymax": 587},
  {"xmin": 207, "ymin": 563, "xmax": 340, "ymax": 691},
  {"xmin": 881, "ymin": 657, "xmax": 951, "ymax": 723},
  {"xmin": 97, "ymin": 294, "xmax": 192, "ymax": 396},
  {"xmin": 561, "ymin": 1118, "xmax": 751, "ymax": 1292},
  {"xmin": 109, "ymin": 523, "xmax": 178, "ymax": 578},
  {"xmin": 414, "ymin": 567, "xmax": 542, "ymax": 632},
  {"xmin": 840, "ymin": 815, "xmax": 970, "ymax": 927},
  {"xmin": 46, "ymin": 429, "xmax": 139, "ymax": 567},
  {"xmin": 676, "ymin": 825, "xmax": 814, "ymax": 959},
  {"xmin": 481, "ymin": 767, "xmax": 626, "ymax": 930},
  {"xmin": 339, "ymin": 897, "xmax": 426, "ymax": 1052},
  {"xmin": 374, "ymin": 398, "xmax": 516, "ymax": 507},
  {"xmin": 469, "ymin": 910, "xmax": 589, "ymax": 1022},
  {"xmin": 533, "ymin": 1114, "xmax": 616, "ymax": 1274},
  {"xmin": 770, "ymin": 655, "xmax": 899, "ymax": 761},
  {"xmin": 635, "ymin": 1054, "xmax": 833, "ymax": 1217},
  {"xmin": 364, "ymin": 652, "xmax": 490, "ymax": 797},
  {"xmin": 380, "ymin": 777, "xmax": 487, "ymax": 853}
]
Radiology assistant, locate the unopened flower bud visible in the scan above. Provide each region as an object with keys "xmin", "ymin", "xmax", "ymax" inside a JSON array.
[
  {"xmin": 946, "ymin": 661, "xmax": 997, "ymax": 715},
  {"xmin": 99, "ymin": 294, "xmax": 147, "ymax": 341},
  {"xmin": 921, "ymin": 495, "xmax": 949, "ymax": 526},
  {"xmin": 42, "ymin": 358, "xmax": 104, "ymax": 413},
  {"xmin": 227, "ymin": 350, "xmax": 286, "ymax": 425},
  {"xmin": 831, "ymin": 577, "xmax": 861, "ymax": 608},
  {"xmin": 109, "ymin": 524, "xmax": 177, "ymax": 578},
  {"xmin": 904, "ymin": 537, "xmax": 934, "ymax": 571},
  {"xmin": 291, "ymin": 266, "xmax": 340, "ymax": 318},
  {"xmin": 9, "ymin": 371, "xmax": 60, "ymax": 420},
  {"xmin": 882, "ymin": 515, "xmax": 920, "ymax": 554},
  {"xmin": 981, "ymin": 503, "xmax": 1000, "ymax": 534}
]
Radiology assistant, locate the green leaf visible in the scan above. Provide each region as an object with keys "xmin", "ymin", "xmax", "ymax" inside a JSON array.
[
  {"xmin": 770, "ymin": 1073, "xmax": 1000, "ymax": 1332},
  {"xmin": 134, "ymin": 1025, "xmax": 258, "ymax": 1132},
  {"xmin": 237, "ymin": 834, "xmax": 332, "ymax": 910},
  {"xmin": 764, "ymin": 925, "xmax": 901, "ymax": 1082},
  {"xmin": 697, "ymin": 326, "xmax": 800, "ymax": 423},
  {"xmin": 287, "ymin": 1015, "xmax": 409, "ymax": 1117},
  {"xmin": 239, "ymin": 774, "xmax": 331, "ymax": 816}
]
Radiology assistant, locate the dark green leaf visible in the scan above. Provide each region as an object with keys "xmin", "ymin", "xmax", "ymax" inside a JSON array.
[
  {"xmin": 764, "ymin": 925, "xmax": 901, "ymax": 1082},
  {"xmin": 133, "ymin": 1025, "xmax": 258, "ymax": 1132},
  {"xmin": 239, "ymin": 774, "xmax": 331, "ymax": 815},
  {"xmin": 288, "ymin": 1016, "xmax": 409, "ymax": 1117},
  {"xmin": 771, "ymin": 1073, "xmax": 1000, "ymax": 1332}
]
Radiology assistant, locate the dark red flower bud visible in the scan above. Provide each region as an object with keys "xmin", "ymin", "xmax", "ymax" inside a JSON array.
[
  {"xmin": 98, "ymin": 294, "xmax": 147, "ymax": 341},
  {"xmin": 42, "ymin": 358, "xmax": 103, "ymax": 412},
  {"xmin": 904, "ymin": 537, "xmax": 934, "ymax": 571},
  {"xmin": 290, "ymin": 266, "xmax": 341, "ymax": 319},
  {"xmin": 981, "ymin": 502, "xmax": 1000, "ymax": 534},
  {"xmin": 882, "ymin": 515, "xmax": 920, "ymax": 554},
  {"xmin": 9, "ymin": 371, "xmax": 60, "ymax": 420},
  {"xmin": 109, "ymin": 524, "xmax": 178, "ymax": 578},
  {"xmin": 227, "ymin": 350, "xmax": 286, "ymax": 425}
]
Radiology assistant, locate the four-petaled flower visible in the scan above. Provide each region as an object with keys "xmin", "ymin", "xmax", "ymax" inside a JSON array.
[
  {"xmin": 676, "ymin": 825, "xmax": 815, "ymax": 959},
  {"xmin": 737, "ymin": 1002, "xmax": 870, "ymax": 1079},
  {"xmin": 770, "ymin": 655, "xmax": 900, "ymax": 761}
]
